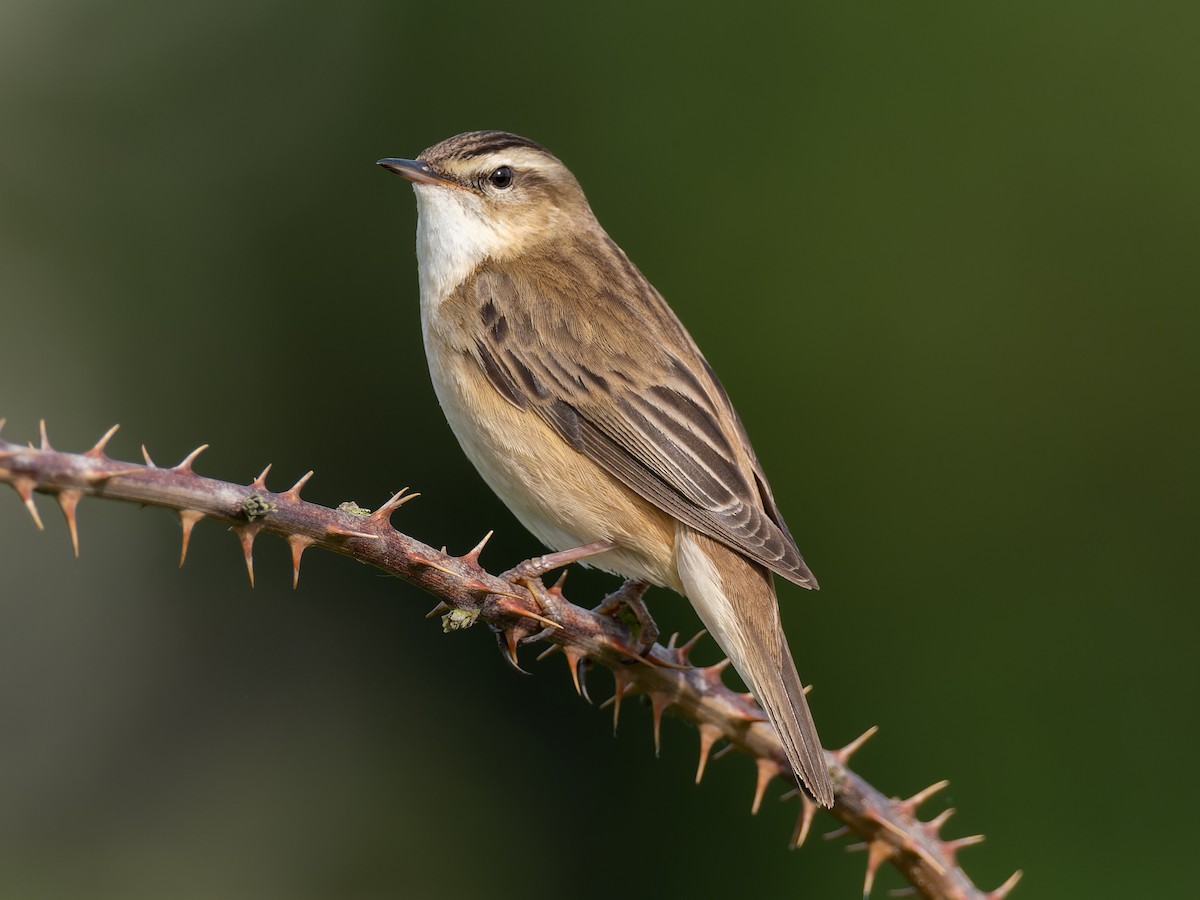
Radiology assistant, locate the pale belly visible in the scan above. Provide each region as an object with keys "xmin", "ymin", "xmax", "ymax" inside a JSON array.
[{"xmin": 425, "ymin": 338, "xmax": 682, "ymax": 592}]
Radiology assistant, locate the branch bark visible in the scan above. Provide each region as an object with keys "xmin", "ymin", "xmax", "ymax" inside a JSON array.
[{"xmin": 0, "ymin": 420, "xmax": 1020, "ymax": 900}]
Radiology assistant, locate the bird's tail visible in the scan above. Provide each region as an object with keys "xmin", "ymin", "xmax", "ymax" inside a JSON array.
[{"xmin": 675, "ymin": 526, "xmax": 834, "ymax": 807}]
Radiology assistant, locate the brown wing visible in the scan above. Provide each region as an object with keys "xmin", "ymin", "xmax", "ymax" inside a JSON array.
[{"xmin": 464, "ymin": 242, "xmax": 816, "ymax": 588}]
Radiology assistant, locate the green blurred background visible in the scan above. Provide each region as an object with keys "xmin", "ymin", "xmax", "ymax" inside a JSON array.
[{"xmin": 1, "ymin": 1, "xmax": 1196, "ymax": 897}]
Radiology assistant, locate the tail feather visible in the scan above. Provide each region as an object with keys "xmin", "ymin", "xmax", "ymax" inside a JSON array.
[{"xmin": 676, "ymin": 527, "xmax": 834, "ymax": 808}]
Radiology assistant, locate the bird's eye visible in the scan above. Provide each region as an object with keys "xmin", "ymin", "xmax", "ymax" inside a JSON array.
[{"xmin": 487, "ymin": 166, "xmax": 514, "ymax": 190}]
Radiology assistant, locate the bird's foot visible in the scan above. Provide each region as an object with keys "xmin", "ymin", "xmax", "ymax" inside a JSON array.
[
  {"xmin": 593, "ymin": 579, "xmax": 659, "ymax": 656},
  {"xmin": 501, "ymin": 540, "xmax": 617, "ymax": 582}
]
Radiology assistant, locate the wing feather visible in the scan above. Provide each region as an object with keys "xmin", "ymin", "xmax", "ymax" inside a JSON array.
[{"xmin": 461, "ymin": 246, "xmax": 816, "ymax": 588}]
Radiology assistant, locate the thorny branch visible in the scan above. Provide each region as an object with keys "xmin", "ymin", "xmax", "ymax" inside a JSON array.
[{"xmin": 0, "ymin": 420, "xmax": 1020, "ymax": 900}]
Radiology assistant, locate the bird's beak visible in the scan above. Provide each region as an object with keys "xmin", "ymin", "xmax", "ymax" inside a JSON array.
[{"xmin": 376, "ymin": 157, "xmax": 455, "ymax": 187}]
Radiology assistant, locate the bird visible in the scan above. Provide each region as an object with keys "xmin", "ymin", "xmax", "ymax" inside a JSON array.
[{"xmin": 377, "ymin": 131, "xmax": 834, "ymax": 807}]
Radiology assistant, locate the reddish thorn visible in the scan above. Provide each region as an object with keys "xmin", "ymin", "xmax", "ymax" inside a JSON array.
[
  {"xmin": 141, "ymin": 444, "xmax": 157, "ymax": 467},
  {"xmin": 608, "ymin": 672, "xmax": 633, "ymax": 733},
  {"xmin": 87, "ymin": 424, "xmax": 121, "ymax": 458},
  {"xmin": 460, "ymin": 529, "xmax": 494, "ymax": 567},
  {"xmin": 547, "ymin": 568, "xmax": 569, "ymax": 596},
  {"xmin": 535, "ymin": 644, "xmax": 561, "ymax": 662},
  {"xmin": 751, "ymin": 757, "xmax": 781, "ymax": 815},
  {"xmin": 234, "ymin": 523, "xmax": 260, "ymax": 587},
  {"xmin": 84, "ymin": 466, "xmax": 142, "ymax": 484},
  {"xmin": 496, "ymin": 597, "xmax": 562, "ymax": 630},
  {"xmin": 789, "ymin": 796, "xmax": 818, "ymax": 849},
  {"xmin": 38, "ymin": 419, "xmax": 52, "ymax": 451},
  {"xmin": 650, "ymin": 692, "xmax": 671, "ymax": 756},
  {"xmin": 925, "ymin": 807, "xmax": 956, "ymax": 835},
  {"xmin": 695, "ymin": 723, "xmax": 721, "ymax": 784},
  {"xmin": 823, "ymin": 826, "xmax": 850, "ymax": 841},
  {"xmin": 701, "ymin": 657, "xmax": 733, "ymax": 682},
  {"xmin": 502, "ymin": 628, "xmax": 521, "ymax": 668},
  {"xmin": 13, "ymin": 478, "xmax": 44, "ymax": 530},
  {"xmin": 177, "ymin": 510, "xmax": 204, "ymax": 567},
  {"xmin": 56, "ymin": 489, "xmax": 83, "ymax": 557},
  {"xmin": 835, "ymin": 725, "xmax": 879, "ymax": 764},
  {"xmin": 287, "ymin": 534, "xmax": 314, "ymax": 589},
  {"xmin": 368, "ymin": 487, "xmax": 420, "ymax": 523},
  {"xmin": 942, "ymin": 834, "xmax": 985, "ymax": 862},
  {"xmin": 251, "ymin": 463, "xmax": 272, "ymax": 490},
  {"xmin": 863, "ymin": 840, "xmax": 894, "ymax": 899},
  {"xmin": 562, "ymin": 646, "xmax": 585, "ymax": 696},
  {"xmin": 174, "ymin": 444, "xmax": 209, "ymax": 473},
  {"xmin": 282, "ymin": 470, "xmax": 314, "ymax": 501},
  {"xmin": 324, "ymin": 525, "xmax": 378, "ymax": 540},
  {"xmin": 989, "ymin": 870, "xmax": 1024, "ymax": 899},
  {"xmin": 677, "ymin": 628, "xmax": 707, "ymax": 660},
  {"xmin": 900, "ymin": 779, "xmax": 950, "ymax": 815},
  {"xmin": 425, "ymin": 601, "xmax": 451, "ymax": 619}
]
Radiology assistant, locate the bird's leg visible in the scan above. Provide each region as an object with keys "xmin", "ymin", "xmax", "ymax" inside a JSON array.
[
  {"xmin": 502, "ymin": 540, "xmax": 617, "ymax": 581},
  {"xmin": 594, "ymin": 579, "xmax": 658, "ymax": 654}
]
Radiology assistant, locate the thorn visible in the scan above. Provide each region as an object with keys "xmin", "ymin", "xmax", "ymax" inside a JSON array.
[
  {"xmin": 233, "ymin": 523, "xmax": 260, "ymax": 587},
  {"xmin": 990, "ymin": 870, "xmax": 1024, "ymax": 899},
  {"xmin": 460, "ymin": 530, "xmax": 493, "ymax": 567},
  {"xmin": 803, "ymin": 683, "xmax": 813, "ymax": 696},
  {"xmin": 547, "ymin": 568, "xmax": 569, "ymax": 596},
  {"xmin": 925, "ymin": 807, "xmax": 956, "ymax": 835},
  {"xmin": 562, "ymin": 645, "xmax": 586, "ymax": 696},
  {"xmin": 141, "ymin": 444, "xmax": 156, "ymax": 467},
  {"xmin": 174, "ymin": 444, "xmax": 209, "ymax": 473},
  {"xmin": 425, "ymin": 601, "xmax": 451, "ymax": 619},
  {"xmin": 695, "ymin": 723, "xmax": 721, "ymax": 784},
  {"xmin": 494, "ymin": 596, "xmax": 563, "ymax": 630},
  {"xmin": 287, "ymin": 534, "xmax": 314, "ymax": 589},
  {"xmin": 87, "ymin": 424, "xmax": 121, "ymax": 458},
  {"xmin": 887, "ymin": 889, "xmax": 917, "ymax": 898},
  {"xmin": 282, "ymin": 470, "xmax": 314, "ymax": 501},
  {"xmin": 823, "ymin": 826, "xmax": 850, "ymax": 841},
  {"xmin": 324, "ymin": 525, "xmax": 378, "ymax": 540},
  {"xmin": 677, "ymin": 628, "xmax": 707, "ymax": 661},
  {"xmin": 900, "ymin": 779, "xmax": 950, "ymax": 815},
  {"xmin": 13, "ymin": 477, "xmax": 44, "ymax": 530},
  {"xmin": 250, "ymin": 463, "xmax": 272, "ymax": 490},
  {"xmin": 835, "ymin": 725, "xmax": 879, "ymax": 765},
  {"xmin": 666, "ymin": 632, "xmax": 679, "ymax": 649},
  {"xmin": 56, "ymin": 489, "xmax": 83, "ymax": 556},
  {"xmin": 650, "ymin": 692, "xmax": 671, "ymax": 756},
  {"xmin": 751, "ymin": 757, "xmax": 781, "ymax": 815},
  {"xmin": 789, "ymin": 796, "xmax": 818, "ymax": 849},
  {"xmin": 178, "ymin": 510, "xmax": 204, "ymax": 567},
  {"xmin": 604, "ymin": 671, "xmax": 634, "ymax": 734},
  {"xmin": 38, "ymin": 419, "xmax": 52, "ymax": 451},
  {"xmin": 497, "ymin": 628, "xmax": 528, "ymax": 673},
  {"xmin": 0, "ymin": 417, "xmax": 6, "ymax": 436},
  {"xmin": 942, "ymin": 834, "xmax": 985, "ymax": 863},
  {"xmin": 368, "ymin": 487, "xmax": 420, "ymax": 524},
  {"xmin": 700, "ymin": 657, "xmax": 732, "ymax": 682},
  {"xmin": 83, "ymin": 466, "xmax": 142, "ymax": 484},
  {"xmin": 536, "ymin": 643, "xmax": 561, "ymax": 661},
  {"xmin": 863, "ymin": 839, "xmax": 894, "ymax": 899}
]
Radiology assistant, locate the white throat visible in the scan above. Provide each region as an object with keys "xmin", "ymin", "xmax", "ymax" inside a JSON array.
[{"xmin": 412, "ymin": 184, "xmax": 507, "ymax": 325}]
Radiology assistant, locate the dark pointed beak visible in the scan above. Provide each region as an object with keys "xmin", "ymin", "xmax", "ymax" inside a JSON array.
[{"xmin": 376, "ymin": 157, "xmax": 454, "ymax": 186}]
